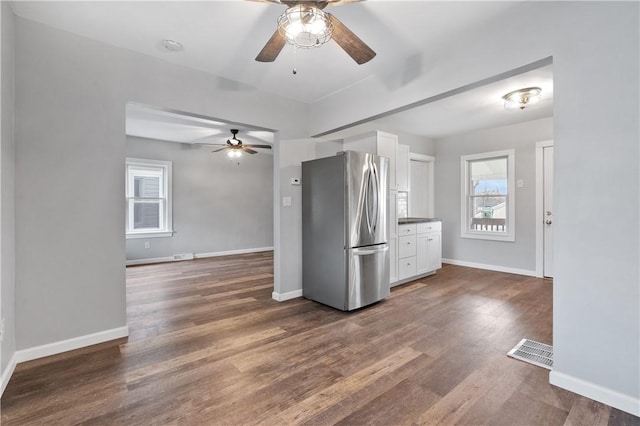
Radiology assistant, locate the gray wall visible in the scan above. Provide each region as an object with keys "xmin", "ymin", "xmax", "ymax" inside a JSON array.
[
  {"xmin": 125, "ymin": 136, "xmax": 273, "ymax": 261},
  {"xmin": 277, "ymin": 139, "xmax": 316, "ymax": 297},
  {"xmin": 550, "ymin": 2, "xmax": 639, "ymax": 403},
  {"xmin": 434, "ymin": 117, "xmax": 553, "ymax": 272},
  {"xmin": 14, "ymin": 17, "xmax": 308, "ymax": 351},
  {"xmin": 308, "ymin": 1, "xmax": 639, "ymax": 407},
  {"xmin": 1, "ymin": 1, "xmax": 15, "ymax": 375},
  {"xmin": 394, "ymin": 130, "xmax": 434, "ymax": 157}
]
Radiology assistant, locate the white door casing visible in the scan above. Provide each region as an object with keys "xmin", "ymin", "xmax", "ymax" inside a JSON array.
[
  {"xmin": 535, "ymin": 140, "xmax": 554, "ymax": 278},
  {"xmin": 543, "ymin": 146, "xmax": 554, "ymax": 277}
]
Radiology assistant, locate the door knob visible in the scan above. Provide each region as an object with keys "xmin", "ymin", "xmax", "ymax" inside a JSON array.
[{"xmin": 546, "ymin": 220, "xmax": 552, "ymax": 225}]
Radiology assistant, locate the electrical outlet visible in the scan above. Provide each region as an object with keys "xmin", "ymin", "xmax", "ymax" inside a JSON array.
[
  {"xmin": 144, "ymin": 241, "xmax": 150, "ymax": 249},
  {"xmin": 0, "ymin": 317, "xmax": 5, "ymax": 343}
]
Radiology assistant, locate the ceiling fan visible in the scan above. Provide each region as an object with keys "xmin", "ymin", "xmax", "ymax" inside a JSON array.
[
  {"xmin": 254, "ymin": 0, "xmax": 376, "ymax": 65},
  {"xmin": 208, "ymin": 129, "xmax": 272, "ymax": 158}
]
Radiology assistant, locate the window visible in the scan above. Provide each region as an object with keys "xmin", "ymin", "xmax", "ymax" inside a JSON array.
[
  {"xmin": 126, "ymin": 158, "xmax": 173, "ymax": 239},
  {"xmin": 460, "ymin": 150, "xmax": 515, "ymax": 241}
]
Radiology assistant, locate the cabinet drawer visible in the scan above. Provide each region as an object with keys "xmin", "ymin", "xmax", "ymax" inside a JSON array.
[
  {"xmin": 399, "ymin": 256, "xmax": 417, "ymax": 280},
  {"xmin": 417, "ymin": 221, "xmax": 442, "ymax": 233},
  {"xmin": 398, "ymin": 224, "xmax": 417, "ymax": 236},
  {"xmin": 398, "ymin": 235, "xmax": 416, "ymax": 258}
]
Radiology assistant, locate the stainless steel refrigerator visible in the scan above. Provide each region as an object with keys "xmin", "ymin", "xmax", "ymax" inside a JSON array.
[{"xmin": 302, "ymin": 150, "xmax": 390, "ymax": 311}]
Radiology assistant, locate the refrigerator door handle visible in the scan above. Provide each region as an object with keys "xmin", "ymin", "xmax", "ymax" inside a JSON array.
[
  {"xmin": 364, "ymin": 168, "xmax": 373, "ymax": 239},
  {"xmin": 370, "ymin": 160, "xmax": 379, "ymax": 235},
  {"xmin": 352, "ymin": 244, "xmax": 389, "ymax": 256}
]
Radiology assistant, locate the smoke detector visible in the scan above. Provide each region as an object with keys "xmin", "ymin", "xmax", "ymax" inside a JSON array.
[{"xmin": 160, "ymin": 39, "xmax": 183, "ymax": 53}]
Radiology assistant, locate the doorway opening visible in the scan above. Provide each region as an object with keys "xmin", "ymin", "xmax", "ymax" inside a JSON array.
[{"xmin": 408, "ymin": 153, "xmax": 435, "ymax": 218}]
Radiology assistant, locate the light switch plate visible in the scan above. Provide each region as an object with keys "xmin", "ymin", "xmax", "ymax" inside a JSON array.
[
  {"xmin": 282, "ymin": 196, "xmax": 292, "ymax": 207},
  {"xmin": 517, "ymin": 179, "xmax": 524, "ymax": 188}
]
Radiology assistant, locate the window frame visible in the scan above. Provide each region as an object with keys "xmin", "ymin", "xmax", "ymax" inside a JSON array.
[
  {"xmin": 460, "ymin": 149, "xmax": 515, "ymax": 242},
  {"xmin": 125, "ymin": 157, "xmax": 173, "ymax": 239}
]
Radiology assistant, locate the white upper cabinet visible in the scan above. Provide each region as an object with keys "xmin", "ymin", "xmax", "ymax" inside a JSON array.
[
  {"xmin": 344, "ymin": 131, "xmax": 399, "ymax": 190},
  {"xmin": 396, "ymin": 144, "xmax": 410, "ymax": 192}
]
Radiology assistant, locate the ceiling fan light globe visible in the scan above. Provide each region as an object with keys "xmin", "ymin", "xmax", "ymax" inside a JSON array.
[{"xmin": 278, "ymin": 5, "xmax": 333, "ymax": 49}]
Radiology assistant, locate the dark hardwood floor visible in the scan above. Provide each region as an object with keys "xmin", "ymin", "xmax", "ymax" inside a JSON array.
[{"xmin": 2, "ymin": 252, "xmax": 638, "ymax": 425}]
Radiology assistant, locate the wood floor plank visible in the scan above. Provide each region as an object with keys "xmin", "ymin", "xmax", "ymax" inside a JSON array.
[
  {"xmin": 273, "ymin": 346, "xmax": 423, "ymax": 425},
  {"xmin": 2, "ymin": 253, "xmax": 637, "ymax": 425},
  {"xmin": 564, "ymin": 397, "xmax": 612, "ymax": 426}
]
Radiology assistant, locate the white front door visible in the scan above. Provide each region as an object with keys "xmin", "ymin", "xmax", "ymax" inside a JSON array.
[{"xmin": 543, "ymin": 146, "xmax": 554, "ymax": 277}]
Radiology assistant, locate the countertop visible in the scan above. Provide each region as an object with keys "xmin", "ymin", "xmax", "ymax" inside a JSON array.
[{"xmin": 398, "ymin": 217, "xmax": 442, "ymax": 224}]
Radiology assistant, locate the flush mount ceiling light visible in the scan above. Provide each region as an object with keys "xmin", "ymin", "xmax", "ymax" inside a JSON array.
[
  {"xmin": 277, "ymin": 5, "xmax": 333, "ymax": 48},
  {"xmin": 502, "ymin": 87, "xmax": 542, "ymax": 110}
]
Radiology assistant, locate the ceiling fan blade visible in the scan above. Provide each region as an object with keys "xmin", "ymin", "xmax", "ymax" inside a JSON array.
[
  {"xmin": 256, "ymin": 29, "xmax": 287, "ymax": 62},
  {"xmin": 243, "ymin": 148, "xmax": 258, "ymax": 154},
  {"xmin": 211, "ymin": 147, "xmax": 229, "ymax": 153},
  {"xmin": 244, "ymin": 144, "xmax": 273, "ymax": 149},
  {"xmin": 328, "ymin": 14, "xmax": 376, "ymax": 65}
]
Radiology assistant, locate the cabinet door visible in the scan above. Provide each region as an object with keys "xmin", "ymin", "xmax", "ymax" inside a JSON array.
[
  {"xmin": 389, "ymin": 237, "xmax": 398, "ymax": 284},
  {"xmin": 377, "ymin": 132, "xmax": 398, "ymax": 190},
  {"xmin": 416, "ymin": 233, "xmax": 429, "ymax": 275},
  {"xmin": 426, "ymin": 232, "xmax": 442, "ymax": 271},
  {"xmin": 396, "ymin": 144, "xmax": 410, "ymax": 192},
  {"xmin": 417, "ymin": 231, "xmax": 442, "ymax": 274}
]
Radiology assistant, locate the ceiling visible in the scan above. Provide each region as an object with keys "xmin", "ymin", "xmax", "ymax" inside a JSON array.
[
  {"xmin": 126, "ymin": 103, "xmax": 275, "ymax": 151},
  {"xmin": 13, "ymin": 1, "xmax": 553, "ymax": 140}
]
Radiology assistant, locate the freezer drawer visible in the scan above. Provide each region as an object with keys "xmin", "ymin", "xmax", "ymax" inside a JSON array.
[{"xmin": 347, "ymin": 244, "xmax": 390, "ymax": 310}]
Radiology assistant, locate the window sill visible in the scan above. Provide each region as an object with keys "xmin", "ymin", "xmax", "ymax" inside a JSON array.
[
  {"xmin": 461, "ymin": 231, "xmax": 515, "ymax": 242},
  {"xmin": 126, "ymin": 231, "xmax": 174, "ymax": 239}
]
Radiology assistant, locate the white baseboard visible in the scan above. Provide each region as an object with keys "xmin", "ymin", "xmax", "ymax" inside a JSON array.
[
  {"xmin": 126, "ymin": 247, "xmax": 274, "ymax": 266},
  {"xmin": 195, "ymin": 247, "xmax": 274, "ymax": 259},
  {"xmin": 550, "ymin": 370, "xmax": 640, "ymax": 416},
  {"xmin": 0, "ymin": 325, "xmax": 128, "ymax": 398},
  {"xmin": 1, "ymin": 352, "xmax": 18, "ymax": 396},
  {"xmin": 126, "ymin": 256, "xmax": 175, "ymax": 266},
  {"xmin": 442, "ymin": 258, "xmax": 538, "ymax": 277},
  {"xmin": 14, "ymin": 326, "xmax": 129, "ymax": 364},
  {"xmin": 272, "ymin": 289, "xmax": 303, "ymax": 301}
]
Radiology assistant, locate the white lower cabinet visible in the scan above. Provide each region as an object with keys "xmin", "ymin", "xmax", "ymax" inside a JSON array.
[{"xmin": 393, "ymin": 221, "xmax": 442, "ymax": 286}]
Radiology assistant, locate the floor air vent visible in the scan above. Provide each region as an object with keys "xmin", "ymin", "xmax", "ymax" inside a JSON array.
[{"xmin": 507, "ymin": 338, "xmax": 553, "ymax": 370}]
